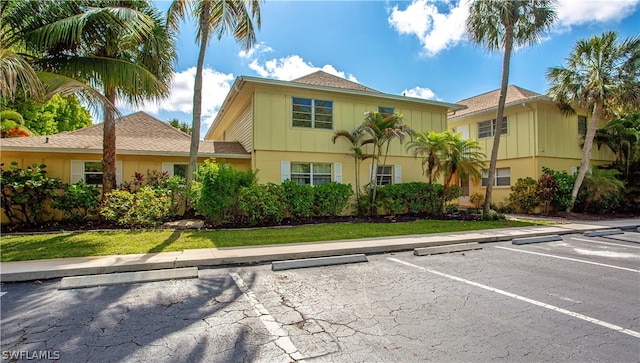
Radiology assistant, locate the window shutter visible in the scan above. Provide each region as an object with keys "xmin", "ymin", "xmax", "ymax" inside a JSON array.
[
  {"xmin": 162, "ymin": 162, "xmax": 173, "ymax": 176},
  {"xmin": 281, "ymin": 161, "xmax": 290, "ymax": 182},
  {"xmin": 116, "ymin": 161, "xmax": 123, "ymax": 185},
  {"xmin": 334, "ymin": 163, "xmax": 342, "ymax": 183},
  {"xmin": 70, "ymin": 160, "xmax": 83, "ymax": 184},
  {"xmin": 394, "ymin": 165, "xmax": 402, "ymax": 184}
]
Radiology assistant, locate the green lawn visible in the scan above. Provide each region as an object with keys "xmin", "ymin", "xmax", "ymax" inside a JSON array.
[{"xmin": 0, "ymin": 219, "xmax": 537, "ymax": 262}]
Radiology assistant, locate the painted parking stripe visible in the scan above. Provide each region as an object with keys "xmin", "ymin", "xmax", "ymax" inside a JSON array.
[
  {"xmin": 494, "ymin": 246, "xmax": 640, "ymax": 273},
  {"xmin": 387, "ymin": 257, "xmax": 640, "ymax": 340},
  {"xmin": 229, "ymin": 272, "xmax": 304, "ymax": 361},
  {"xmin": 570, "ymin": 237, "xmax": 640, "ymax": 249},
  {"xmin": 0, "ymin": 292, "xmax": 6, "ymax": 297}
]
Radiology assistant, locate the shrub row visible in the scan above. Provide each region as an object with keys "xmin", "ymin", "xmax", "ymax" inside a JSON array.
[{"xmin": 376, "ymin": 182, "xmax": 462, "ymax": 216}]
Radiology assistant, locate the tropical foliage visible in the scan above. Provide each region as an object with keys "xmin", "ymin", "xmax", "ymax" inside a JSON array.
[
  {"xmin": 3, "ymin": 94, "xmax": 92, "ymax": 135},
  {"xmin": 167, "ymin": 0, "xmax": 262, "ymax": 187},
  {"xmin": 547, "ymin": 31, "xmax": 640, "ymax": 211},
  {"xmin": 332, "ymin": 126, "xmax": 369, "ymax": 212},
  {"xmin": 466, "ymin": 0, "xmax": 557, "ymax": 213}
]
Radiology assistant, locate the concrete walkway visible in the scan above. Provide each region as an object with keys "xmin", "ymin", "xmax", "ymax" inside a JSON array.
[{"xmin": 1, "ymin": 218, "xmax": 639, "ymax": 282}]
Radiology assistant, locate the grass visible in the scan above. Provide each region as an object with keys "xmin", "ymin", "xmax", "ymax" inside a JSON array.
[{"xmin": 0, "ymin": 219, "xmax": 537, "ymax": 262}]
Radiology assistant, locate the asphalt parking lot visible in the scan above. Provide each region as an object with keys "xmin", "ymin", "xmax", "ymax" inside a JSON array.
[{"xmin": 1, "ymin": 232, "xmax": 639, "ymax": 362}]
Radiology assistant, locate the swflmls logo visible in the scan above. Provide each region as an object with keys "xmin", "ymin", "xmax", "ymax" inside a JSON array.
[{"xmin": 2, "ymin": 350, "xmax": 60, "ymax": 360}]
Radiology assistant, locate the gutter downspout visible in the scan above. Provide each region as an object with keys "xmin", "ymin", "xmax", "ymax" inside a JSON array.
[{"xmin": 522, "ymin": 102, "xmax": 537, "ymax": 178}]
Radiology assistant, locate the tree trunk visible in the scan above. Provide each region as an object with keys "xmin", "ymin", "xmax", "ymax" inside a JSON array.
[
  {"xmin": 483, "ymin": 26, "xmax": 513, "ymax": 214},
  {"xmin": 187, "ymin": 7, "xmax": 211, "ymax": 187},
  {"xmin": 102, "ymin": 89, "xmax": 117, "ymax": 197},
  {"xmin": 568, "ymin": 101, "xmax": 603, "ymax": 211}
]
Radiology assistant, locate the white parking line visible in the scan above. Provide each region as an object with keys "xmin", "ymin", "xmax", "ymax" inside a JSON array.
[
  {"xmin": 0, "ymin": 292, "xmax": 6, "ymax": 297},
  {"xmin": 229, "ymin": 272, "xmax": 304, "ymax": 361},
  {"xmin": 387, "ymin": 257, "xmax": 640, "ymax": 340},
  {"xmin": 570, "ymin": 237, "xmax": 640, "ymax": 249},
  {"xmin": 494, "ymin": 246, "xmax": 640, "ymax": 273}
]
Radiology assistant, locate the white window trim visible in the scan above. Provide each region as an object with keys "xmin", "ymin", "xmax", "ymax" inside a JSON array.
[
  {"xmin": 281, "ymin": 161, "xmax": 342, "ymax": 185},
  {"xmin": 162, "ymin": 162, "xmax": 188, "ymax": 178},
  {"xmin": 71, "ymin": 160, "xmax": 122, "ymax": 185},
  {"xmin": 291, "ymin": 97, "xmax": 333, "ymax": 129},
  {"xmin": 369, "ymin": 164, "xmax": 401, "ymax": 186},
  {"xmin": 478, "ymin": 117, "xmax": 508, "ymax": 139},
  {"xmin": 481, "ymin": 168, "xmax": 510, "ymax": 187}
]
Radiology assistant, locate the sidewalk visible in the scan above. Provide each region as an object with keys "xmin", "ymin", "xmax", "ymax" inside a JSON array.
[{"xmin": 2, "ymin": 219, "xmax": 639, "ymax": 282}]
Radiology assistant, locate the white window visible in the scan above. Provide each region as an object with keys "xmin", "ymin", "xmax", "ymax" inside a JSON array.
[
  {"xmin": 290, "ymin": 162, "xmax": 332, "ymax": 185},
  {"xmin": 378, "ymin": 106, "xmax": 394, "ymax": 118},
  {"xmin": 478, "ymin": 117, "xmax": 508, "ymax": 138},
  {"xmin": 292, "ymin": 97, "xmax": 333, "ymax": 129},
  {"xmin": 370, "ymin": 165, "xmax": 402, "ymax": 186},
  {"xmin": 71, "ymin": 160, "xmax": 122, "ymax": 185},
  {"xmin": 482, "ymin": 168, "xmax": 510, "ymax": 187},
  {"xmin": 162, "ymin": 162, "xmax": 188, "ymax": 178},
  {"xmin": 578, "ymin": 116, "xmax": 587, "ymax": 135}
]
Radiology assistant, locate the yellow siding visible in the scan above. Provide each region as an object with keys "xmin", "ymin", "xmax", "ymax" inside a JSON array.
[
  {"xmin": 225, "ymin": 102, "xmax": 253, "ymax": 151},
  {"xmin": 252, "ymin": 86, "xmax": 449, "ymax": 156},
  {"xmin": 253, "ymin": 150, "xmax": 428, "ymax": 188}
]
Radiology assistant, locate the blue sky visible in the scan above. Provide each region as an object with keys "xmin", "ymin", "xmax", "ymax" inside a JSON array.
[{"xmin": 121, "ymin": 0, "xmax": 640, "ymax": 137}]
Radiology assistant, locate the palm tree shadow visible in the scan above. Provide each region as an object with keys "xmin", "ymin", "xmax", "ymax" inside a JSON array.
[{"xmin": 148, "ymin": 230, "xmax": 182, "ymax": 253}]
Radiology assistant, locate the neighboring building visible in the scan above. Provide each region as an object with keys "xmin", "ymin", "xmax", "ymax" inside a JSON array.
[
  {"xmin": 448, "ymin": 85, "xmax": 615, "ymax": 206},
  {"xmin": 0, "ymin": 111, "xmax": 251, "ymax": 186},
  {"xmin": 206, "ymin": 71, "xmax": 464, "ymax": 188}
]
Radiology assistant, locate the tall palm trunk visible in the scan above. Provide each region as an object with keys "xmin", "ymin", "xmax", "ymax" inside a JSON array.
[
  {"xmin": 102, "ymin": 89, "xmax": 117, "ymax": 197},
  {"xmin": 568, "ymin": 101, "xmax": 603, "ymax": 211},
  {"xmin": 483, "ymin": 26, "xmax": 513, "ymax": 213},
  {"xmin": 187, "ymin": 5, "xmax": 211, "ymax": 186}
]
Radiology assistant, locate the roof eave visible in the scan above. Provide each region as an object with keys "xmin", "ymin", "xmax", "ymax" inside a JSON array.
[
  {"xmin": 0, "ymin": 146, "xmax": 252, "ymax": 159},
  {"xmin": 448, "ymin": 95, "xmax": 551, "ymax": 122}
]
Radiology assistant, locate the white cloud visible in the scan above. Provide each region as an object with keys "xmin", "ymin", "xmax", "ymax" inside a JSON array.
[
  {"xmin": 402, "ymin": 86, "xmax": 442, "ymax": 101},
  {"xmin": 388, "ymin": 0, "xmax": 470, "ymax": 56},
  {"xmin": 557, "ymin": 0, "xmax": 639, "ymax": 27},
  {"xmin": 238, "ymin": 42, "xmax": 274, "ymax": 59},
  {"xmin": 123, "ymin": 67, "xmax": 234, "ymax": 137},
  {"xmin": 249, "ymin": 54, "xmax": 359, "ymax": 82}
]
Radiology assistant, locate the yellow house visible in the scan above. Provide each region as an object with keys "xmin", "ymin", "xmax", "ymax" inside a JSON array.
[
  {"xmin": 448, "ymin": 85, "xmax": 615, "ymax": 206},
  {"xmin": 205, "ymin": 70, "xmax": 464, "ymax": 188},
  {"xmin": 1, "ymin": 111, "xmax": 251, "ymax": 187}
]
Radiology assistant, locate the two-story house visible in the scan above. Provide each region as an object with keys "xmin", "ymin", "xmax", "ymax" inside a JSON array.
[
  {"xmin": 448, "ymin": 85, "xmax": 615, "ymax": 205},
  {"xmin": 205, "ymin": 71, "xmax": 464, "ymax": 188}
]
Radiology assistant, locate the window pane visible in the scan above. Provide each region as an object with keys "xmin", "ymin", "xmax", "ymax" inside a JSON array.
[
  {"xmin": 313, "ymin": 176, "xmax": 331, "ymax": 185},
  {"xmin": 481, "ymin": 177, "xmax": 489, "ymax": 187},
  {"xmin": 500, "ymin": 117, "xmax": 508, "ymax": 134},
  {"xmin": 314, "ymin": 163, "xmax": 332, "ymax": 174},
  {"xmin": 578, "ymin": 116, "xmax": 587, "ymax": 135},
  {"xmin": 478, "ymin": 120, "xmax": 492, "ymax": 138},
  {"xmin": 291, "ymin": 176, "xmax": 311, "ymax": 185},
  {"xmin": 173, "ymin": 164, "xmax": 187, "ymax": 178},
  {"xmin": 84, "ymin": 161, "xmax": 102, "ymax": 173},
  {"xmin": 496, "ymin": 177, "xmax": 510, "ymax": 186},
  {"xmin": 291, "ymin": 163, "xmax": 310, "ymax": 173},
  {"xmin": 293, "ymin": 98, "xmax": 312, "ymax": 128},
  {"xmin": 378, "ymin": 106, "xmax": 394, "ymax": 117},
  {"xmin": 496, "ymin": 168, "xmax": 509, "ymax": 177},
  {"xmin": 85, "ymin": 173, "xmax": 102, "ymax": 185}
]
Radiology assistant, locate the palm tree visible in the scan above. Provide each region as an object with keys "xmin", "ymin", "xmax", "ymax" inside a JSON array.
[
  {"xmin": 405, "ymin": 130, "xmax": 448, "ymax": 185},
  {"xmin": 332, "ymin": 126, "xmax": 369, "ymax": 212},
  {"xmin": 466, "ymin": 0, "xmax": 557, "ymax": 213},
  {"xmin": 547, "ymin": 31, "xmax": 640, "ymax": 211},
  {"xmin": 360, "ymin": 111, "xmax": 413, "ymax": 215},
  {"xmin": 4, "ymin": 0, "xmax": 175, "ymax": 195},
  {"xmin": 593, "ymin": 113, "xmax": 640, "ymax": 179},
  {"xmin": 167, "ymin": 0, "xmax": 262, "ymax": 186},
  {"xmin": 441, "ymin": 131, "xmax": 486, "ymax": 196}
]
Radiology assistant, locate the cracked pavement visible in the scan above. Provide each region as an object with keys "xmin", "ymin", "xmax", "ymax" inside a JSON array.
[{"xmin": 1, "ymin": 233, "xmax": 639, "ymax": 362}]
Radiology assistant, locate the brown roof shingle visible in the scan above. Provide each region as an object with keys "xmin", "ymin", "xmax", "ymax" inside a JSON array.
[
  {"xmin": 292, "ymin": 70, "xmax": 381, "ymax": 93},
  {"xmin": 1, "ymin": 111, "xmax": 249, "ymax": 157},
  {"xmin": 450, "ymin": 85, "xmax": 544, "ymax": 120}
]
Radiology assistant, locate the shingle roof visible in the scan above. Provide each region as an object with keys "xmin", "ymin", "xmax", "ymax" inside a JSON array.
[
  {"xmin": 1, "ymin": 111, "xmax": 249, "ymax": 157},
  {"xmin": 449, "ymin": 85, "xmax": 545, "ymax": 120},
  {"xmin": 292, "ymin": 70, "xmax": 381, "ymax": 93}
]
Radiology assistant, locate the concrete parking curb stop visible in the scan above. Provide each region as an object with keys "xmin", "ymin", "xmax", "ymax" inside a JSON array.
[
  {"xmin": 414, "ymin": 243, "xmax": 481, "ymax": 256},
  {"xmin": 58, "ymin": 267, "xmax": 199, "ymax": 290},
  {"xmin": 512, "ymin": 235, "xmax": 563, "ymax": 245},
  {"xmin": 584, "ymin": 229, "xmax": 624, "ymax": 237},
  {"xmin": 272, "ymin": 254, "xmax": 368, "ymax": 271},
  {"xmin": 1, "ymin": 219, "xmax": 639, "ymax": 283}
]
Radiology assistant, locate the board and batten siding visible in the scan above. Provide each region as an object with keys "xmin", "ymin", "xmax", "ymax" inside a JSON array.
[{"xmin": 226, "ymin": 105, "xmax": 253, "ymax": 151}]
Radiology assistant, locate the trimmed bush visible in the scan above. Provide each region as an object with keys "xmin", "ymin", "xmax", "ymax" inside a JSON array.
[
  {"xmin": 52, "ymin": 180, "xmax": 100, "ymax": 221},
  {"xmin": 0, "ymin": 162, "xmax": 62, "ymax": 225},
  {"xmin": 542, "ymin": 167, "xmax": 575, "ymax": 212},
  {"xmin": 377, "ymin": 182, "xmax": 457, "ymax": 216},
  {"xmin": 281, "ymin": 180, "xmax": 314, "ymax": 220},
  {"xmin": 508, "ymin": 177, "xmax": 540, "ymax": 213},
  {"xmin": 101, "ymin": 186, "xmax": 174, "ymax": 227},
  {"xmin": 312, "ymin": 182, "xmax": 353, "ymax": 217},
  {"xmin": 238, "ymin": 183, "xmax": 286, "ymax": 226}
]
